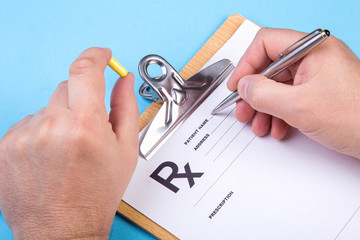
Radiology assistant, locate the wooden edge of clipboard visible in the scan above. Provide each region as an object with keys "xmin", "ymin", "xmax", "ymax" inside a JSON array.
[{"xmin": 117, "ymin": 14, "xmax": 246, "ymax": 240}]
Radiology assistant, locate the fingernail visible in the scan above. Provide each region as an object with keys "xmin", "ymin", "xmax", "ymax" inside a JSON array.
[
  {"xmin": 239, "ymin": 76, "xmax": 250, "ymax": 100},
  {"xmin": 125, "ymin": 73, "xmax": 135, "ymax": 89}
]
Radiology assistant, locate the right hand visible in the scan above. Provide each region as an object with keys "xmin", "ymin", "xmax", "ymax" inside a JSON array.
[{"xmin": 227, "ymin": 28, "xmax": 360, "ymax": 159}]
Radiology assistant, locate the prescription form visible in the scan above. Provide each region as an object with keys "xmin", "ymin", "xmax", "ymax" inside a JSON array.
[{"xmin": 123, "ymin": 20, "xmax": 360, "ymax": 239}]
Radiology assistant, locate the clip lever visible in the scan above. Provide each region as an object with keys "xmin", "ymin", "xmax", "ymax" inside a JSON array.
[
  {"xmin": 277, "ymin": 29, "xmax": 324, "ymax": 58},
  {"xmin": 139, "ymin": 82, "xmax": 162, "ymax": 102}
]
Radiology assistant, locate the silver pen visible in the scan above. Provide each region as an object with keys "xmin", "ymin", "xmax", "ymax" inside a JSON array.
[{"xmin": 211, "ymin": 28, "xmax": 330, "ymax": 115}]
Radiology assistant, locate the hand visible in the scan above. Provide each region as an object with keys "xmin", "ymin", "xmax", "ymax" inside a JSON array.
[
  {"xmin": 228, "ymin": 28, "xmax": 360, "ymax": 159},
  {"xmin": 0, "ymin": 48, "xmax": 139, "ymax": 239}
]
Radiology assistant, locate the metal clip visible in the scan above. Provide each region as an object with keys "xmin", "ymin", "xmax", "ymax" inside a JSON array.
[
  {"xmin": 139, "ymin": 82, "xmax": 162, "ymax": 102},
  {"xmin": 277, "ymin": 29, "xmax": 324, "ymax": 58},
  {"xmin": 138, "ymin": 54, "xmax": 234, "ymax": 159}
]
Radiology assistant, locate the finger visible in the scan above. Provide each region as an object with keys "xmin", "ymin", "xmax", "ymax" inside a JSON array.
[
  {"xmin": 235, "ymin": 100, "xmax": 255, "ymax": 123},
  {"xmin": 68, "ymin": 47, "xmax": 111, "ymax": 115},
  {"xmin": 109, "ymin": 73, "xmax": 139, "ymax": 146},
  {"xmin": 47, "ymin": 81, "xmax": 69, "ymax": 110},
  {"xmin": 238, "ymin": 74, "xmax": 299, "ymax": 121},
  {"xmin": 270, "ymin": 116, "xmax": 289, "ymax": 140},
  {"xmin": 228, "ymin": 28, "xmax": 307, "ymax": 91},
  {"xmin": 252, "ymin": 112, "xmax": 271, "ymax": 137}
]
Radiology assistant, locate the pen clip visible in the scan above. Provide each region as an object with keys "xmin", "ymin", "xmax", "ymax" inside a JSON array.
[{"xmin": 277, "ymin": 29, "xmax": 324, "ymax": 58}]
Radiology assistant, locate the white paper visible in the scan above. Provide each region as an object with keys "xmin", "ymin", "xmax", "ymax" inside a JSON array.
[{"xmin": 123, "ymin": 20, "xmax": 360, "ymax": 239}]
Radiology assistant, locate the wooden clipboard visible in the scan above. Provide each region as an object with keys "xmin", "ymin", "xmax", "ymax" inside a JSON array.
[{"xmin": 117, "ymin": 14, "xmax": 246, "ymax": 239}]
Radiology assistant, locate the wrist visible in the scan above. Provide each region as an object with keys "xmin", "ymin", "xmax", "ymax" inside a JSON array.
[
  {"xmin": 13, "ymin": 221, "xmax": 111, "ymax": 240},
  {"xmin": 11, "ymin": 208, "xmax": 114, "ymax": 240}
]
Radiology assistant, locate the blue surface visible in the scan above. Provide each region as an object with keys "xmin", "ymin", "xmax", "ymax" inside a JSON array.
[{"xmin": 0, "ymin": 0, "xmax": 359, "ymax": 239}]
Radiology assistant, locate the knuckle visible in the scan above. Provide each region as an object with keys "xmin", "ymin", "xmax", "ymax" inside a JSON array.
[
  {"xmin": 32, "ymin": 115, "xmax": 58, "ymax": 146},
  {"xmin": 33, "ymin": 113, "xmax": 94, "ymax": 152},
  {"xmin": 57, "ymin": 80, "xmax": 68, "ymax": 88},
  {"xmin": 69, "ymin": 57, "xmax": 97, "ymax": 75},
  {"xmin": 326, "ymin": 36, "xmax": 349, "ymax": 56},
  {"xmin": 34, "ymin": 112, "xmax": 95, "ymax": 154},
  {"xmin": 334, "ymin": 38, "xmax": 351, "ymax": 55},
  {"xmin": 36, "ymin": 107, "xmax": 46, "ymax": 116},
  {"xmin": 257, "ymin": 27, "xmax": 268, "ymax": 35},
  {"xmin": 329, "ymin": 35, "xmax": 343, "ymax": 46},
  {"xmin": 10, "ymin": 129, "xmax": 31, "ymax": 153},
  {"xmin": 23, "ymin": 114, "xmax": 33, "ymax": 121},
  {"xmin": 256, "ymin": 27, "xmax": 270, "ymax": 39},
  {"xmin": 7, "ymin": 115, "xmax": 32, "ymax": 133}
]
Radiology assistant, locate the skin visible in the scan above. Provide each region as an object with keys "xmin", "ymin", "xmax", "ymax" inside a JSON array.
[
  {"xmin": 227, "ymin": 28, "xmax": 360, "ymax": 159},
  {"xmin": 0, "ymin": 48, "xmax": 139, "ymax": 239},
  {"xmin": 1, "ymin": 28, "xmax": 360, "ymax": 239}
]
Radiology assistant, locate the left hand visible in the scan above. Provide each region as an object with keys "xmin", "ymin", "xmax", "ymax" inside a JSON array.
[{"xmin": 0, "ymin": 48, "xmax": 139, "ymax": 239}]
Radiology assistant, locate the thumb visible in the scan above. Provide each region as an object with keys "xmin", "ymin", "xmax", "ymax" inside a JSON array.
[
  {"xmin": 109, "ymin": 73, "xmax": 139, "ymax": 146},
  {"xmin": 238, "ymin": 74, "xmax": 298, "ymax": 120}
]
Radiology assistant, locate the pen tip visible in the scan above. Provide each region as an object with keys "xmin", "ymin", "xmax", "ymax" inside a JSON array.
[
  {"xmin": 211, "ymin": 105, "xmax": 222, "ymax": 115},
  {"xmin": 324, "ymin": 29, "xmax": 330, "ymax": 37}
]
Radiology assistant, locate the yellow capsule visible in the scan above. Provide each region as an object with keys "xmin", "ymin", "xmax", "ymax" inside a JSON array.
[{"xmin": 108, "ymin": 57, "xmax": 128, "ymax": 77}]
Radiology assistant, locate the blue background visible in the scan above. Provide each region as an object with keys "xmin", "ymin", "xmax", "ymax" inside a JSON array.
[{"xmin": 0, "ymin": 0, "xmax": 359, "ymax": 239}]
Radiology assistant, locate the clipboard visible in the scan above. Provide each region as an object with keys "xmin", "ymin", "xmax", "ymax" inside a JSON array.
[{"xmin": 117, "ymin": 14, "xmax": 246, "ymax": 239}]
